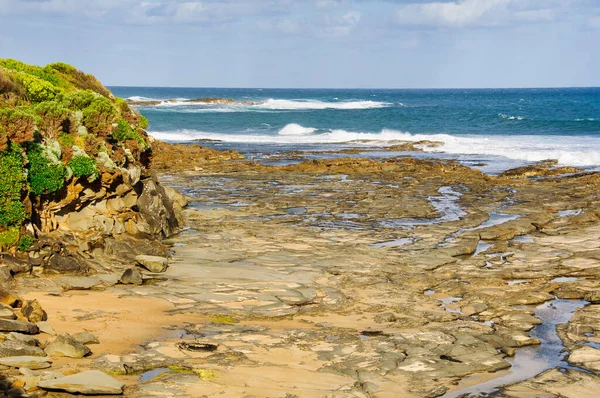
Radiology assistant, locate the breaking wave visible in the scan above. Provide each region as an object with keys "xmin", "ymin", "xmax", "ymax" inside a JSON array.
[{"xmin": 148, "ymin": 124, "xmax": 600, "ymax": 167}]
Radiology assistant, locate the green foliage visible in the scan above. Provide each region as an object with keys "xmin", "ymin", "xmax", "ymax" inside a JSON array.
[
  {"xmin": 0, "ymin": 107, "xmax": 36, "ymax": 143},
  {"xmin": 82, "ymin": 96, "xmax": 117, "ymax": 135},
  {"xmin": 0, "ymin": 227, "xmax": 19, "ymax": 249},
  {"xmin": 0, "ymin": 143, "xmax": 27, "ymax": 228},
  {"xmin": 62, "ymin": 89, "xmax": 96, "ymax": 110},
  {"xmin": 68, "ymin": 155, "xmax": 98, "ymax": 181},
  {"xmin": 0, "ymin": 59, "xmax": 61, "ymax": 86},
  {"xmin": 35, "ymin": 101, "xmax": 68, "ymax": 119},
  {"xmin": 138, "ymin": 115, "xmax": 149, "ymax": 130},
  {"xmin": 27, "ymin": 143, "xmax": 67, "ymax": 195},
  {"xmin": 16, "ymin": 73, "xmax": 62, "ymax": 103},
  {"xmin": 113, "ymin": 119, "xmax": 146, "ymax": 148},
  {"xmin": 35, "ymin": 101, "xmax": 69, "ymax": 137},
  {"xmin": 59, "ymin": 132, "xmax": 75, "ymax": 147},
  {"xmin": 16, "ymin": 234, "xmax": 34, "ymax": 252},
  {"xmin": 45, "ymin": 62, "xmax": 77, "ymax": 75}
]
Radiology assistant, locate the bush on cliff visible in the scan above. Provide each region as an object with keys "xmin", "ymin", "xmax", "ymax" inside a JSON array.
[
  {"xmin": 0, "ymin": 143, "xmax": 27, "ymax": 228},
  {"xmin": 27, "ymin": 143, "xmax": 67, "ymax": 195},
  {"xmin": 82, "ymin": 96, "xmax": 118, "ymax": 137},
  {"xmin": 68, "ymin": 155, "xmax": 99, "ymax": 182},
  {"xmin": 0, "ymin": 107, "xmax": 37, "ymax": 144},
  {"xmin": 0, "ymin": 58, "xmax": 152, "ymax": 252},
  {"xmin": 113, "ymin": 119, "xmax": 146, "ymax": 149},
  {"xmin": 35, "ymin": 101, "xmax": 69, "ymax": 139}
]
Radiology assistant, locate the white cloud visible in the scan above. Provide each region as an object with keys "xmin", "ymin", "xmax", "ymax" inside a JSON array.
[
  {"xmin": 396, "ymin": 0, "xmax": 510, "ymax": 28},
  {"xmin": 394, "ymin": 0, "xmax": 571, "ymax": 28},
  {"xmin": 316, "ymin": 0, "xmax": 345, "ymax": 9}
]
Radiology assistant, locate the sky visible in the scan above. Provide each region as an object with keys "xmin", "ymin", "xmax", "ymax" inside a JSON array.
[{"xmin": 0, "ymin": 0, "xmax": 599, "ymax": 88}]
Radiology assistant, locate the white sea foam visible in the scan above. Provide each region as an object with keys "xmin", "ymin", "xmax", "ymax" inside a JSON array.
[
  {"xmin": 256, "ymin": 99, "xmax": 390, "ymax": 110},
  {"xmin": 498, "ymin": 113, "xmax": 524, "ymax": 121},
  {"xmin": 134, "ymin": 97, "xmax": 390, "ymax": 111},
  {"xmin": 278, "ymin": 123, "xmax": 317, "ymax": 135},
  {"xmin": 127, "ymin": 96, "xmax": 156, "ymax": 102},
  {"xmin": 148, "ymin": 125, "xmax": 600, "ymax": 167}
]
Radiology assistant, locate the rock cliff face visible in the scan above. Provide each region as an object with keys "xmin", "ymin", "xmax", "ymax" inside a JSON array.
[{"xmin": 0, "ymin": 59, "xmax": 183, "ymax": 278}]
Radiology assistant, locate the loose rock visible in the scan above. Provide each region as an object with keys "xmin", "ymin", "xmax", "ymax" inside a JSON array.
[
  {"xmin": 0, "ymin": 319, "xmax": 39, "ymax": 334},
  {"xmin": 35, "ymin": 321, "xmax": 57, "ymax": 336},
  {"xmin": 73, "ymin": 331, "xmax": 99, "ymax": 345},
  {"xmin": 37, "ymin": 370, "xmax": 124, "ymax": 395},
  {"xmin": 21, "ymin": 299, "xmax": 47, "ymax": 323},
  {"xmin": 135, "ymin": 255, "xmax": 168, "ymax": 273},
  {"xmin": 0, "ymin": 356, "xmax": 51, "ymax": 370},
  {"xmin": 119, "ymin": 268, "xmax": 143, "ymax": 285},
  {"xmin": 44, "ymin": 333, "xmax": 91, "ymax": 358},
  {"xmin": 0, "ymin": 341, "xmax": 46, "ymax": 358}
]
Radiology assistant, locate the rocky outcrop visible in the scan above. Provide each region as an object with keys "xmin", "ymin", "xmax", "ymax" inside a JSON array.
[{"xmin": 0, "ymin": 59, "xmax": 186, "ymax": 280}]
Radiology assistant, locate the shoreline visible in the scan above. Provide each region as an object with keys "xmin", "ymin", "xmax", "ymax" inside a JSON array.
[{"xmin": 4, "ymin": 142, "xmax": 600, "ymax": 396}]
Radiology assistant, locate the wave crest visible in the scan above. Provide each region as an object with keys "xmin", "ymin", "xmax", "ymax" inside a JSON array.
[
  {"xmin": 257, "ymin": 99, "xmax": 390, "ymax": 110},
  {"xmin": 148, "ymin": 125, "xmax": 600, "ymax": 167},
  {"xmin": 278, "ymin": 124, "xmax": 317, "ymax": 136}
]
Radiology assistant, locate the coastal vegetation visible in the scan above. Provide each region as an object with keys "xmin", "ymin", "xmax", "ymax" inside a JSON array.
[{"xmin": 0, "ymin": 58, "xmax": 151, "ymax": 251}]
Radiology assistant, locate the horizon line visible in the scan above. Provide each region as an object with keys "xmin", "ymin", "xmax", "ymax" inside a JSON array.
[{"xmin": 107, "ymin": 85, "xmax": 600, "ymax": 91}]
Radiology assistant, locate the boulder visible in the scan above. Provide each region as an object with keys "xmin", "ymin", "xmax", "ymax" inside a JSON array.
[
  {"xmin": 119, "ymin": 268, "xmax": 143, "ymax": 285},
  {"xmin": 38, "ymin": 370, "xmax": 124, "ymax": 395},
  {"xmin": 164, "ymin": 186, "xmax": 189, "ymax": 208},
  {"xmin": 0, "ymin": 356, "xmax": 51, "ymax": 370},
  {"xmin": 45, "ymin": 253, "xmax": 89, "ymax": 274},
  {"xmin": 21, "ymin": 299, "xmax": 47, "ymax": 323},
  {"xmin": 135, "ymin": 255, "xmax": 168, "ymax": 273},
  {"xmin": 73, "ymin": 332, "xmax": 99, "ymax": 345},
  {"xmin": 136, "ymin": 177, "xmax": 180, "ymax": 238},
  {"xmin": 0, "ymin": 341, "xmax": 46, "ymax": 357},
  {"xmin": 2, "ymin": 255, "xmax": 32, "ymax": 275},
  {"xmin": 0, "ymin": 319, "xmax": 39, "ymax": 334},
  {"xmin": 44, "ymin": 333, "xmax": 91, "ymax": 358}
]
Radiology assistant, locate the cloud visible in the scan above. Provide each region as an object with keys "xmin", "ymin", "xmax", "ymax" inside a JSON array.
[{"xmin": 393, "ymin": 0, "xmax": 572, "ymax": 28}]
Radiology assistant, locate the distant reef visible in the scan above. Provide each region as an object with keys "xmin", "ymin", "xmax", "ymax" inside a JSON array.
[{"xmin": 0, "ymin": 59, "xmax": 185, "ymax": 278}]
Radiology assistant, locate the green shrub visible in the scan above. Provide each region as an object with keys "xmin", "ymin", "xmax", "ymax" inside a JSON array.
[
  {"xmin": 82, "ymin": 96, "xmax": 117, "ymax": 136},
  {"xmin": 0, "ymin": 227, "xmax": 19, "ymax": 249},
  {"xmin": 113, "ymin": 119, "xmax": 146, "ymax": 149},
  {"xmin": 138, "ymin": 115, "xmax": 149, "ymax": 130},
  {"xmin": 27, "ymin": 143, "xmax": 67, "ymax": 195},
  {"xmin": 62, "ymin": 89, "xmax": 96, "ymax": 110},
  {"xmin": 45, "ymin": 62, "xmax": 77, "ymax": 75},
  {"xmin": 58, "ymin": 132, "xmax": 75, "ymax": 147},
  {"xmin": 0, "ymin": 107, "xmax": 36, "ymax": 144},
  {"xmin": 15, "ymin": 73, "xmax": 62, "ymax": 103},
  {"xmin": 68, "ymin": 155, "xmax": 98, "ymax": 181},
  {"xmin": 0, "ymin": 143, "xmax": 27, "ymax": 227},
  {"xmin": 0, "ymin": 59, "xmax": 61, "ymax": 86},
  {"xmin": 35, "ymin": 101, "xmax": 69, "ymax": 138},
  {"xmin": 16, "ymin": 234, "xmax": 34, "ymax": 252}
]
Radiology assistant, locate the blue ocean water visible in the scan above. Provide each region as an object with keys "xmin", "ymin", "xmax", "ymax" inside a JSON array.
[{"xmin": 109, "ymin": 87, "xmax": 600, "ymax": 173}]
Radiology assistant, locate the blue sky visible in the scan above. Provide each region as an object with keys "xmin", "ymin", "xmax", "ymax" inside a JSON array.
[{"xmin": 0, "ymin": 0, "xmax": 598, "ymax": 88}]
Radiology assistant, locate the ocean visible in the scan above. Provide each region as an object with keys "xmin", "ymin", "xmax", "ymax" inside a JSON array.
[{"xmin": 109, "ymin": 87, "xmax": 600, "ymax": 174}]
